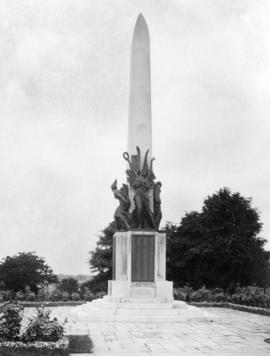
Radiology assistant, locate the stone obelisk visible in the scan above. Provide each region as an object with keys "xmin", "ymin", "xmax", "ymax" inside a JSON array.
[
  {"xmin": 128, "ymin": 14, "xmax": 153, "ymax": 213},
  {"xmin": 108, "ymin": 14, "xmax": 173, "ymax": 300},
  {"xmin": 128, "ymin": 14, "xmax": 152, "ymax": 164}
]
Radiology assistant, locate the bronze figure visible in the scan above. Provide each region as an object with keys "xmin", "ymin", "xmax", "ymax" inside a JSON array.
[
  {"xmin": 154, "ymin": 181, "xmax": 162, "ymax": 229},
  {"xmin": 123, "ymin": 147, "xmax": 156, "ymax": 229},
  {"xmin": 111, "ymin": 179, "xmax": 130, "ymax": 230}
]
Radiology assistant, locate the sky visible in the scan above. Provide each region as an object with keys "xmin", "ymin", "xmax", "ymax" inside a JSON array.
[{"xmin": 0, "ymin": 0, "xmax": 270, "ymax": 274}]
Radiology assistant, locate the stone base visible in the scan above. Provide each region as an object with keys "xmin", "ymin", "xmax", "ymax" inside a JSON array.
[
  {"xmin": 108, "ymin": 280, "xmax": 173, "ymax": 300},
  {"xmin": 68, "ymin": 229, "xmax": 218, "ymax": 323},
  {"xmin": 69, "ymin": 296, "xmax": 219, "ymax": 323}
]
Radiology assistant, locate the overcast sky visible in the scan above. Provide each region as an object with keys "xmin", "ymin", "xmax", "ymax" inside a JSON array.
[{"xmin": 1, "ymin": 0, "xmax": 270, "ymax": 274}]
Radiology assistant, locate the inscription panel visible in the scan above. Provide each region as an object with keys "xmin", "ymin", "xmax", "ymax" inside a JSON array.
[{"xmin": 131, "ymin": 234, "xmax": 154, "ymax": 282}]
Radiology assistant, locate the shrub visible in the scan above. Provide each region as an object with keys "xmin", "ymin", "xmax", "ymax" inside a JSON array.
[
  {"xmin": 49, "ymin": 290, "xmax": 70, "ymax": 302},
  {"xmin": 173, "ymin": 288, "xmax": 186, "ymax": 301},
  {"xmin": 68, "ymin": 335, "xmax": 93, "ymax": 353},
  {"xmin": 0, "ymin": 304, "xmax": 23, "ymax": 341},
  {"xmin": 24, "ymin": 286, "xmax": 36, "ymax": 302},
  {"xmin": 0, "ymin": 291, "xmax": 5, "ymax": 303},
  {"xmin": 95, "ymin": 291, "xmax": 106, "ymax": 299},
  {"xmin": 21, "ymin": 308, "xmax": 64, "ymax": 343},
  {"xmin": 81, "ymin": 287, "xmax": 94, "ymax": 301},
  {"xmin": 24, "ymin": 292, "xmax": 36, "ymax": 302},
  {"xmin": 189, "ymin": 286, "xmax": 212, "ymax": 302},
  {"xmin": 36, "ymin": 289, "xmax": 46, "ymax": 302},
  {"xmin": 0, "ymin": 290, "xmax": 14, "ymax": 302},
  {"xmin": 174, "ymin": 286, "xmax": 270, "ymax": 309},
  {"xmin": 15, "ymin": 291, "xmax": 25, "ymax": 301},
  {"xmin": 71, "ymin": 292, "xmax": 80, "ymax": 301},
  {"xmin": 49, "ymin": 289, "xmax": 62, "ymax": 302}
]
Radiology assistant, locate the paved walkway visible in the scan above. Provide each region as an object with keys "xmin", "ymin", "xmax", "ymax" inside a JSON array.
[{"xmin": 62, "ymin": 307, "xmax": 270, "ymax": 355}]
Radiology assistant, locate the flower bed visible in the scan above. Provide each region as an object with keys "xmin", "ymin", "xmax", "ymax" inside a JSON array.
[
  {"xmin": 0, "ymin": 304, "xmax": 78, "ymax": 355},
  {"xmin": 0, "ymin": 337, "xmax": 69, "ymax": 356},
  {"xmin": 189, "ymin": 301, "xmax": 270, "ymax": 316},
  {"xmin": 19, "ymin": 301, "xmax": 85, "ymax": 308},
  {"xmin": 174, "ymin": 286, "xmax": 270, "ymax": 309}
]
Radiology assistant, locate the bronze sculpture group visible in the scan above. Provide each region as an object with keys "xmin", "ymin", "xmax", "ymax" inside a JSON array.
[{"xmin": 111, "ymin": 146, "xmax": 162, "ymax": 230}]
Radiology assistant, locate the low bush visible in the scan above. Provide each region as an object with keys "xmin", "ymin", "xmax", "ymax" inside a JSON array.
[
  {"xmin": 0, "ymin": 284, "xmax": 105, "ymax": 304},
  {"xmin": 174, "ymin": 286, "xmax": 270, "ymax": 309},
  {"xmin": 71, "ymin": 292, "xmax": 80, "ymax": 301},
  {"xmin": 81, "ymin": 287, "xmax": 94, "ymax": 301},
  {"xmin": 21, "ymin": 308, "xmax": 64, "ymax": 343},
  {"xmin": 68, "ymin": 334, "xmax": 93, "ymax": 353},
  {"xmin": 0, "ymin": 304, "xmax": 23, "ymax": 341}
]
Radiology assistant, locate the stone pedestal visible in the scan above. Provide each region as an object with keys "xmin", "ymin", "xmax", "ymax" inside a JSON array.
[
  {"xmin": 69, "ymin": 230, "xmax": 218, "ymax": 323},
  {"xmin": 108, "ymin": 230, "xmax": 173, "ymax": 301}
]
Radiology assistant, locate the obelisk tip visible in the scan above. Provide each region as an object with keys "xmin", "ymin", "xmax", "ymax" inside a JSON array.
[
  {"xmin": 135, "ymin": 13, "xmax": 147, "ymax": 27},
  {"xmin": 133, "ymin": 13, "xmax": 149, "ymax": 41}
]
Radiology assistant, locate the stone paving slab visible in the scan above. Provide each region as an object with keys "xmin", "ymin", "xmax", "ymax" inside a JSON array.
[{"xmin": 55, "ymin": 306, "xmax": 270, "ymax": 355}]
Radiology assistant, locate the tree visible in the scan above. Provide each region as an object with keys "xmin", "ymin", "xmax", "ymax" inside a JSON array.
[
  {"xmin": 167, "ymin": 188, "xmax": 270, "ymax": 289},
  {"xmin": 84, "ymin": 222, "xmax": 116, "ymax": 293},
  {"xmin": 0, "ymin": 252, "xmax": 58, "ymax": 293},
  {"xmin": 59, "ymin": 278, "xmax": 79, "ymax": 296}
]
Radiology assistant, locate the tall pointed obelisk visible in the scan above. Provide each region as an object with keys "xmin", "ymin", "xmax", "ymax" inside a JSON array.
[
  {"xmin": 128, "ymin": 14, "xmax": 153, "ymax": 213},
  {"xmin": 108, "ymin": 14, "xmax": 172, "ymax": 299},
  {"xmin": 128, "ymin": 14, "xmax": 152, "ymax": 164}
]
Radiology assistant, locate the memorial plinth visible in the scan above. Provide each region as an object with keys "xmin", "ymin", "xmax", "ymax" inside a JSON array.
[{"xmin": 108, "ymin": 230, "xmax": 173, "ymax": 300}]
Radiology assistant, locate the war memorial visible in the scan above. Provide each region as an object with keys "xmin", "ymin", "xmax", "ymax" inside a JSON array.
[{"xmin": 70, "ymin": 15, "xmax": 215, "ymax": 323}]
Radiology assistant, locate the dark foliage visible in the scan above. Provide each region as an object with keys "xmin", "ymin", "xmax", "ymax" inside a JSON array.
[
  {"xmin": 0, "ymin": 304, "xmax": 23, "ymax": 341},
  {"xmin": 0, "ymin": 349, "xmax": 68, "ymax": 356},
  {"xmin": 59, "ymin": 278, "xmax": 79, "ymax": 296},
  {"xmin": 21, "ymin": 308, "xmax": 64, "ymax": 343},
  {"xmin": 174, "ymin": 286, "xmax": 270, "ymax": 309},
  {"xmin": 0, "ymin": 252, "xmax": 58, "ymax": 293},
  {"xmin": 167, "ymin": 188, "xmax": 270, "ymax": 289},
  {"xmin": 86, "ymin": 222, "xmax": 116, "ymax": 293},
  {"xmin": 81, "ymin": 272, "xmax": 111, "ymax": 294},
  {"xmin": 68, "ymin": 335, "xmax": 93, "ymax": 353}
]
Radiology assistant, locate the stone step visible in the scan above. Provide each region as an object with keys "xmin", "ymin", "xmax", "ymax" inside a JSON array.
[
  {"xmin": 72, "ymin": 311, "xmax": 216, "ymax": 323},
  {"xmin": 69, "ymin": 300, "xmax": 219, "ymax": 323},
  {"xmin": 102, "ymin": 295, "xmax": 172, "ymax": 303},
  {"xmin": 76, "ymin": 307, "xmax": 178, "ymax": 316},
  {"xmin": 119, "ymin": 297, "xmax": 171, "ymax": 303},
  {"xmin": 89, "ymin": 301, "xmax": 174, "ymax": 310}
]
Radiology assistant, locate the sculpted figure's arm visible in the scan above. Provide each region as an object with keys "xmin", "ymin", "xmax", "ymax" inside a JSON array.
[
  {"xmin": 114, "ymin": 190, "xmax": 130, "ymax": 204},
  {"xmin": 123, "ymin": 152, "xmax": 139, "ymax": 178},
  {"xmin": 149, "ymin": 157, "xmax": 155, "ymax": 176}
]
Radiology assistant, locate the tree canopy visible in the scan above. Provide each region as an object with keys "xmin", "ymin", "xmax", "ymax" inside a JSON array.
[
  {"xmin": 0, "ymin": 252, "xmax": 58, "ymax": 293},
  {"xmin": 167, "ymin": 188, "xmax": 270, "ymax": 289},
  {"xmin": 88, "ymin": 188, "xmax": 270, "ymax": 291},
  {"xmin": 90, "ymin": 222, "xmax": 115, "ymax": 275},
  {"xmin": 84, "ymin": 222, "xmax": 116, "ymax": 293},
  {"xmin": 59, "ymin": 278, "xmax": 79, "ymax": 295}
]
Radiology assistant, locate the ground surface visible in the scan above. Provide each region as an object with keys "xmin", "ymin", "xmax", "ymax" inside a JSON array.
[{"xmin": 24, "ymin": 306, "xmax": 270, "ymax": 355}]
